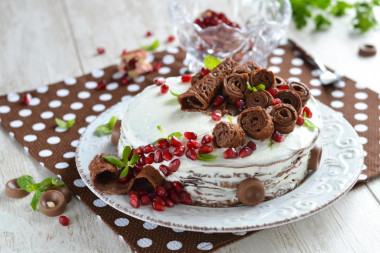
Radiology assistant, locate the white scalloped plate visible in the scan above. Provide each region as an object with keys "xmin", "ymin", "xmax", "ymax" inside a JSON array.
[{"xmin": 75, "ymin": 99, "xmax": 364, "ymax": 232}]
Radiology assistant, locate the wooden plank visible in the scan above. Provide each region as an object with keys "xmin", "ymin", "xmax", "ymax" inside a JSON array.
[{"xmin": 367, "ymin": 177, "xmax": 380, "ymax": 204}]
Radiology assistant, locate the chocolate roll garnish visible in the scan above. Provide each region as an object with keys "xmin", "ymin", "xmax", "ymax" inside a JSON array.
[
  {"xmin": 233, "ymin": 61, "xmax": 261, "ymax": 74},
  {"xmin": 237, "ymin": 107, "xmax": 274, "ymax": 141},
  {"xmin": 191, "ymin": 72, "xmax": 204, "ymax": 86},
  {"xmin": 275, "ymin": 76, "xmax": 287, "ymax": 87},
  {"xmin": 89, "ymin": 154, "xmax": 133, "ymax": 194},
  {"xmin": 270, "ymin": 104, "xmax": 297, "ymax": 134},
  {"xmin": 249, "ymin": 69, "xmax": 275, "ymax": 90},
  {"xmin": 236, "ymin": 178, "xmax": 265, "ymax": 206},
  {"xmin": 134, "ymin": 165, "xmax": 165, "ymax": 193},
  {"xmin": 245, "ymin": 90, "xmax": 273, "ymax": 109},
  {"xmin": 222, "ymin": 73, "xmax": 248, "ymax": 104},
  {"xmin": 111, "ymin": 120, "xmax": 122, "ymax": 145},
  {"xmin": 289, "ymin": 81, "xmax": 310, "ymax": 107},
  {"xmin": 274, "ymin": 90, "xmax": 302, "ymax": 115},
  {"xmin": 212, "ymin": 121, "xmax": 246, "ymax": 148}
]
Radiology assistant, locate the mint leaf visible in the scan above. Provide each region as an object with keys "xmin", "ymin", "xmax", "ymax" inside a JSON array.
[
  {"xmin": 102, "ymin": 155, "xmax": 126, "ymax": 169},
  {"xmin": 269, "ymin": 139, "xmax": 274, "ymax": 149},
  {"xmin": 353, "ymin": 2, "xmax": 378, "ymax": 33},
  {"xmin": 197, "ymin": 154, "xmax": 218, "ymax": 162},
  {"xmin": 128, "ymin": 154, "xmax": 140, "ymax": 167},
  {"xmin": 170, "ymin": 90, "xmax": 180, "ymax": 97},
  {"xmin": 314, "ymin": 14, "xmax": 332, "ymax": 30},
  {"xmin": 157, "ymin": 125, "xmax": 166, "ymax": 136},
  {"xmin": 303, "ymin": 118, "xmax": 318, "ymax": 131},
  {"xmin": 17, "ymin": 175, "xmax": 36, "ymax": 192},
  {"xmin": 168, "ymin": 132, "xmax": 182, "ymax": 139},
  {"xmin": 55, "ymin": 118, "xmax": 75, "ymax": 129},
  {"xmin": 256, "ymin": 84, "xmax": 266, "ymax": 91},
  {"xmin": 122, "ymin": 146, "xmax": 132, "ymax": 164},
  {"xmin": 141, "ymin": 40, "xmax": 160, "ymax": 51},
  {"xmin": 247, "ymin": 82, "xmax": 257, "ymax": 92},
  {"xmin": 331, "ymin": 1, "xmax": 353, "ymax": 16},
  {"xmin": 95, "ymin": 116, "xmax": 118, "ymax": 136},
  {"xmin": 204, "ymin": 56, "xmax": 221, "ymax": 70},
  {"xmin": 120, "ymin": 167, "xmax": 129, "ymax": 178},
  {"xmin": 227, "ymin": 115, "xmax": 233, "ymax": 123},
  {"xmin": 31, "ymin": 190, "xmax": 43, "ymax": 211}
]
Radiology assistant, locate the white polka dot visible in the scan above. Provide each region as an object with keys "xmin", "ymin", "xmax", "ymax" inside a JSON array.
[
  {"xmin": 106, "ymin": 82, "xmax": 118, "ymax": 91},
  {"xmin": 93, "ymin": 199, "xmax": 107, "ymax": 207},
  {"xmin": 311, "ymin": 69, "xmax": 322, "ymax": 76},
  {"xmin": 47, "ymin": 136, "xmax": 61, "ymax": 145},
  {"xmin": 85, "ymin": 81, "xmax": 97, "ymax": 89},
  {"xmin": 32, "ymin": 123, "xmax": 45, "ymax": 131},
  {"xmin": 71, "ymin": 140, "xmax": 79, "ymax": 148},
  {"xmin": 291, "ymin": 58, "xmax": 304, "ymax": 66},
  {"xmin": 167, "ymin": 47, "xmax": 179, "ymax": 54},
  {"xmin": 63, "ymin": 113, "xmax": 76, "ymax": 121},
  {"xmin": 335, "ymin": 80, "xmax": 345, "ymax": 88},
  {"xmin": 10, "ymin": 120, "xmax": 23, "ymax": 128},
  {"xmin": 92, "ymin": 104, "xmax": 105, "ymax": 112},
  {"xmin": 55, "ymin": 127, "xmax": 67, "ymax": 133},
  {"xmin": 273, "ymin": 48, "xmax": 285, "ymax": 55},
  {"xmin": 288, "ymin": 77, "xmax": 300, "ymax": 82},
  {"xmin": 39, "ymin": 149, "xmax": 52, "ymax": 157},
  {"xmin": 162, "ymin": 55, "xmax": 175, "ymax": 65},
  {"xmin": 355, "ymin": 92, "xmax": 368, "ymax": 100},
  {"xmin": 268, "ymin": 66, "xmax": 280, "ymax": 74},
  {"xmin": 78, "ymin": 91, "xmax": 91, "ymax": 99},
  {"xmin": 78, "ymin": 127, "xmax": 86, "ymax": 134},
  {"xmin": 331, "ymin": 90, "xmax": 344, "ymax": 98},
  {"xmin": 127, "ymin": 84, "xmax": 140, "ymax": 92},
  {"xmin": 49, "ymin": 100, "xmax": 62, "ymax": 108},
  {"xmin": 70, "ymin": 102, "xmax": 83, "ymax": 110},
  {"xmin": 29, "ymin": 97, "xmax": 40, "ymax": 106},
  {"xmin": 7, "ymin": 93, "xmax": 20, "ymax": 103},
  {"xmin": 310, "ymin": 89, "xmax": 321, "ymax": 96},
  {"xmin": 167, "ymin": 241, "xmax": 182, "ymax": 250},
  {"xmin": 197, "ymin": 242, "xmax": 213, "ymax": 250},
  {"xmin": 99, "ymin": 94, "xmax": 112, "ymax": 101},
  {"xmin": 289, "ymin": 67, "xmax": 302, "ymax": 75},
  {"xmin": 331, "ymin": 101, "xmax": 344, "ymax": 108},
  {"xmin": 92, "ymin": 69, "xmax": 104, "ymax": 78},
  {"xmin": 359, "ymin": 136, "xmax": 368, "ymax": 144},
  {"xmin": 63, "ymin": 152, "xmax": 75, "ymax": 158},
  {"xmin": 55, "ymin": 162, "xmax": 69, "ymax": 169},
  {"xmin": 24, "ymin": 134, "xmax": 37, "ymax": 142},
  {"xmin": 232, "ymin": 231, "xmax": 247, "ymax": 235},
  {"xmin": 270, "ymin": 57, "xmax": 283, "ymax": 64},
  {"xmin": 64, "ymin": 77, "xmax": 76, "ymax": 85},
  {"xmin": 86, "ymin": 115, "xmax": 97, "ymax": 123},
  {"xmin": 37, "ymin": 86, "xmax": 49, "ymax": 93},
  {"xmin": 158, "ymin": 67, "xmax": 171, "ymax": 75},
  {"xmin": 9, "ymin": 132, "xmax": 14, "ymax": 138},
  {"xmin": 18, "ymin": 109, "xmax": 32, "ymax": 117},
  {"xmin": 179, "ymin": 67, "xmax": 188, "ymax": 75},
  {"xmin": 0, "ymin": 105, "xmax": 10, "ymax": 114},
  {"xmin": 137, "ymin": 238, "xmax": 152, "ymax": 248},
  {"xmin": 146, "ymin": 53, "xmax": 154, "ymax": 63},
  {"xmin": 143, "ymin": 222, "xmax": 158, "ymax": 230},
  {"xmin": 355, "ymin": 83, "xmax": 366, "ymax": 89},
  {"xmin": 172, "ymin": 228, "xmax": 184, "ymax": 232},
  {"xmin": 358, "ymin": 174, "xmax": 368, "ymax": 181},
  {"xmin": 73, "ymin": 179, "xmax": 86, "ymax": 187},
  {"xmin": 354, "ymin": 113, "xmax": 368, "ymax": 121},
  {"xmin": 355, "ymin": 124, "xmax": 368, "ymax": 132},
  {"xmin": 114, "ymin": 218, "xmax": 130, "ymax": 227},
  {"xmin": 355, "ymin": 102, "xmax": 368, "ymax": 110},
  {"xmin": 112, "ymin": 72, "xmax": 124, "ymax": 80},
  {"xmin": 121, "ymin": 95, "xmax": 132, "ymax": 101},
  {"xmin": 134, "ymin": 75, "xmax": 145, "ymax": 83},
  {"xmin": 309, "ymin": 79, "xmax": 321, "ymax": 87},
  {"xmin": 57, "ymin": 89, "xmax": 69, "ymax": 97}
]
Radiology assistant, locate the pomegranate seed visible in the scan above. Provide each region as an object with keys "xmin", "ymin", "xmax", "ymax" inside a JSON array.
[
  {"xmin": 185, "ymin": 148, "xmax": 197, "ymax": 160},
  {"xmin": 59, "ymin": 216, "xmax": 70, "ymax": 226},
  {"xmin": 146, "ymin": 31, "xmax": 152, "ymax": 37},
  {"xmin": 213, "ymin": 95, "xmax": 225, "ymax": 107},
  {"xmin": 97, "ymin": 47, "xmax": 105, "ymax": 54},
  {"xmin": 236, "ymin": 100, "xmax": 246, "ymax": 111},
  {"xmin": 212, "ymin": 110, "xmax": 222, "ymax": 121},
  {"xmin": 145, "ymin": 153, "xmax": 154, "ymax": 164},
  {"xmin": 143, "ymin": 144, "xmax": 156, "ymax": 154},
  {"xmin": 130, "ymin": 194, "xmax": 140, "ymax": 208},
  {"xmin": 303, "ymin": 106, "xmax": 312, "ymax": 118},
  {"xmin": 279, "ymin": 85, "xmax": 290, "ymax": 90},
  {"xmin": 23, "ymin": 93, "xmax": 31, "ymax": 105},
  {"xmin": 148, "ymin": 192, "xmax": 157, "ymax": 201},
  {"xmin": 156, "ymin": 186, "xmax": 167, "ymax": 197},
  {"xmin": 141, "ymin": 195, "xmax": 150, "ymax": 205},
  {"xmin": 133, "ymin": 146, "xmax": 144, "ymax": 155},
  {"xmin": 164, "ymin": 181, "xmax": 174, "ymax": 191},
  {"xmin": 184, "ymin": 131, "xmax": 197, "ymax": 140},
  {"xmin": 134, "ymin": 164, "xmax": 143, "ymax": 172},
  {"xmin": 122, "ymin": 77, "xmax": 132, "ymax": 86},
  {"xmin": 273, "ymin": 98, "xmax": 282, "ymax": 105},
  {"xmin": 156, "ymin": 139, "xmax": 169, "ymax": 149},
  {"xmin": 159, "ymin": 164, "xmax": 171, "ymax": 176},
  {"xmin": 154, "ymin": 77, "xmax": 166, "ymax": 86},
  {"xmin": 247, "ymin": 141, "xmax": 257, "ymax": 151},
  {"xmin": 153, "ymin": 196, "xmax": 165, "ymax": 205},
  {"xmin": 163, "ymin": 148, "xmax": 173, "ymax": 161},
  {"xmin": 268, "ymin": 88, "xmax": 278, "ymax": 97},
  {"xmin": 223, "ymin": 147, "xmax": 238, "ymax": 159},
  {"xmin": 181, "ymin": 74, "xmax": 192, "ymax": 83},
  {"xmin": 164, "ymin": 198, "xmax": 174, "ymax": 207},
  {"xmin": 169, "ymin": 136, "xmax": 182, "ymax": 147},
  {"xmin": 154, "ymin": 150, "xmax": 163, "ymax": 163},
  {"xmin": 137, "ymin": 155, "xmax": 147, "ymax": 166},
  {"xmin": 296, "ymin": 116, "xmax": 304, "ymax": 126},
  {"xmin": 169, "ymin": 159, "xmax": 181, "ymax": 172},
  {"xmin": 173, "ymin": 145, "xmax": 185, "ymax": 157},
  {"xmin": 137, "ymin": 189, "xmax": 147, "ymax": 197},
  {"xmin": 272, "ymin": 131, "xmax": 284, "ymax": 142},
  {"xmin": 239, "ymin": 146, "xmax": 253, "ymax": 158},
  {"xmin": 161, "ymin": 84, "xmax": 169, "ymax": 94},
  {"xmin": 96, "ymin": 80, "xmax": 107, "ymax": 90},
  {"xmin": 167, "ymin": 35, "xmax": 175, "ymax": 42},
  {"xmin": 169, "ymin": 190, "xmax": 180, "ymax": 204},
  {"xmin": 153, "ymin": 61, "xmax": 163, "ymax": 71},
  {"xmin": 198, "ymin": 145, "xmax": 213, "ymax": 154},
  {"xmin": 179, "ymin": 191, "xmax": 192, "ymax": 205},
  {"xmin": 129, "ymin": 191, "xmax": 138, "ymax": 197},
  {"xmin": 118, "ymin": 169, "xmax": 133, "ymax": 184},
  {"xmin": 201, "ymin": 67, "xmax": 210, "ymax": 77},
  {"xmin": 121, "ymin": 49, "xmax": 128, "ymax": 57},
  {"xmin": 187, "ymin": 140, "xmax": 200, "ymax": 149},
  {"xmin": 173, "ymin": 181, "xmax": 183, "ymax": 193},
  {"xmin": 152, "ymin": 201, "xmax": 165, "ymax": 211},
  {"xmin": 201, "ymin": 134, "xmax": 213, "ymax": 144}
]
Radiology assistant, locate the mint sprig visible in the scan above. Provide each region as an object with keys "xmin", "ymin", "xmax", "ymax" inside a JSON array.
[
  {"xmin": 170, "ymin": 90, "xmax": 180, "ymax": 98},
  {"xmin": 303, "ymin": 112, "xmax": 318, "ymax": 131},
  {"xmin": 55, "ymin": 118, "xmax": 75, "ymax": 129},
  {"xmin": 247, "ymin": 82, "xmax": 266, "ymax": 92},
  {"xmin": 141, "ymin": 40, "xmax": 160, "ymax": 51},
  {"xmin": 102, "ymin": 146, "xmax": 140, "ymax": 178},
  {"xmin": 204, "ymin": 56, "xmax": 221, "ymax": 70},
  {"xmin": 153, "ymin": 125, "xmax": 182, "ymax": 145},
  {"xmin": 197, "ymin": 153, "xmax": 218, "ymax": 162},
  {"xmin": 227, "ymin": 115, "xmax": 233, "ymax": 123},
  {"xmin": 95, "ymin": 116, "xmax": 118, "ymax": 136}
]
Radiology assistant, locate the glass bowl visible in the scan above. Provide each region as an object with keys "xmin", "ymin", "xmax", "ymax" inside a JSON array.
[{"xmin": 168, "ymin": 0, "xmax": 292, "ymax": 72}]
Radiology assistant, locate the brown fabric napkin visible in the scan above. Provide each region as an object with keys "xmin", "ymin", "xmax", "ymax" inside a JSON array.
[{"xmin": 0, "ymin": 43, "xmax": 378, "ymax": 252}]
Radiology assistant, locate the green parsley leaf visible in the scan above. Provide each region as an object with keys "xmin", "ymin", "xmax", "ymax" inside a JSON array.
[
  {"xmin": 95, "ymin": 116, "xmax": 118, "ymax": 136},
  {"xmin": 120, "ymin": 167, "xmax": 129, "ymax": 178},
  {"xmin": 102, "ymin": 155, "xmax": 126, "ymax": 168},
  {"xmin": 17, "ymin": 175, "xmax": 36, "ymax": 192},
  {"xmin": 122, "ymin": 146, "xmax": 132, "ymax": 164},
  {"xmin": 170, "ymin": 90, "xmax": 180, "ymax": 97},
  {"xmin": 141, "ymin": 39, "xmax": 160, "ymax": 51},
  {"xmin": 197, "ymin": 153, "xmax": 218, "ymax": 162},
  {"xmin": 256, "ymin": 84, "xmax": 266, "ymax": 91},
  {"xmin": 204, "ymin": 56, "xmax": 221, "ymax": 70},
  {"xmin": 314, "ymin": 14, "xmax": 332, "ymax": 30},
  {"xmin": 227, "ymin": 115, "xmax": 233, "ymax": 123},
  {"xmin": 331, "ymin": 1, "xmax": 353, "ymax": 16},
  {"xmin": 31, "ymin": 190, "xmax": 43, "ymax": 211},
  {"xmin": 55, "ymin": 118, "xmax": 75, "ymax": 129}
]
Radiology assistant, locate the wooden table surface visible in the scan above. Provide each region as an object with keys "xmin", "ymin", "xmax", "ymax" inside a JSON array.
[{"xmin": 1, "ymin": 1, "xmax": 380, "ymax": 252}]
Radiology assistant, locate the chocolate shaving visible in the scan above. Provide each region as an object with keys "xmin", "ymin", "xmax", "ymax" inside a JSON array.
[
  {"xmin": 237, "ymin": 107, "xmax": 274, "ymax": 141},
  {"xmin": 289, "ymin": 81, "xmax": 311, "ymax": 107},
  {"xmin": 191, "ymin": 72, "xmax": 204, "ymax": 86},
  {"xmin": 245, "ymin": 90, "xmax": 273, "ymax": 109},
  {"xmin": 89, "ymin": 154, "xmax": 133, "ymax": 195},
  {"xmin": 275, "ymin": 76, "xmax": 287, "ymax": 87},
  {"xmin": 249, "ymin": 69, "xmax": 275, "ymax": 90},
  {"xmin": 233, "ymin": 61, "xmax": 261, "ymax": 74},
  {"xmin": 274, "ymin": 90, "xmax": 302, "ymax": 115},
  {"xmin": 212, "ymin": 121, "xmax": 246, "ymax": 148},
  {"xmin": 222, "ymin": 73, "xmax": 248, "ymax": 104},
  {"xmin": 134, "ymin": 165, "xmax": 165, "ymax": 193},
  {"xmin": 269, "ymin": 104, "xmax": 297, "ymax": 134}
]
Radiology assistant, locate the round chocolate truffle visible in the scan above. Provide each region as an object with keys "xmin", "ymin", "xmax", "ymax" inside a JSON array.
[
  {"xmin": 39, "ymin": 190, "xmax": 67, "ymax": 217},
  {"xmin": 50, "ymin": 185, "xmax": 72, "ymax": 203},
  {"xmin": 359, "ymin": 44, "xmax": 376, "ymax": 57},
  {"xmin": 236, "ymin": 178, "xmax": 265, "ymax": 206},
  {"xmin": 5, "ymin": 178, "xmax": 30, "ymax": 199},
  {"xmin": 308, "ymin": 145, "xmax": 322, "ymax": 171}
]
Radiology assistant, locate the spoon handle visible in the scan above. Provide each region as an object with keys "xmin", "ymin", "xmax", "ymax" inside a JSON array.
[{"xmin": 287, "ymin": 39, "xmax": 326, "ymax": 71}]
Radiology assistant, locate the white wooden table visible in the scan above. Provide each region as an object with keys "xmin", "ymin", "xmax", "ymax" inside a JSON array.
[{"xmin": 1, "ymin": 1, "xmax": 380, "ymax": 252}]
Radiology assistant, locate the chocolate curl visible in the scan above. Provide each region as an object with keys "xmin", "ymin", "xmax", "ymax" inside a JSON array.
[
  {"xmin": 237, "ymin": 107, "xmax": 274, "ymax": 141},
  {"xmin": 210, "ymin": 57, "xmax": 238, "ymax": 82},
  {"xmin": 249, "ymin": 69, "xmax": 275, "ymax": 90},
  {"xmin": 245, "ymin": 90, "xmax": 273, "ymax": 109},
  {"xmin": 222, "ymin": 73, "xmax": 248, "ymax": 104},
  {"xmin": 134, "ymin": 165, "xmax": 165, "ymax": 192},
  {"xmin": 289, "ymin": 81, "xmax": 311, "ymax": 107},
  {"xmin": 212, "ymin": 121, "xmax": 246, "ymax": 148},
  {"xmin": 270, "ymin": 104, "xmax": 297, "ymax": 134},
  {"xmin": 191, "ymin": 72, "xmax": 204, "ymax": 86},
  {"xmin": 275, "ymin": 76, "xmax": 287, "ymax": 87},
  {"xmin": 89, "ymin": 154, "xmax": 133, "ymax": 195},
  {"xmin": 233, "ymin": 61, "xmax": 261, "ymax": 74},
  {"xmin": 275, "ymin": 90, "xmax": 302, "ymax": 115}
]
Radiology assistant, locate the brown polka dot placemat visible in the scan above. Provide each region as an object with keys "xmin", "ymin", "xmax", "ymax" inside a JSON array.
[{"xmin": 0, "ymin": 42, "xmax": 378, "ymax": 252}]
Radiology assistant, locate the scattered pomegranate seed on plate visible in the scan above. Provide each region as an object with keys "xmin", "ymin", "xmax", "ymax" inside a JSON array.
[
  {"xmin": 141, "ymin": 195, "xmax": 151, "ymax": 205},
  {"xmin": 185, "ymin": 148, "xmax": 197, "ymax": 160},
  {"xmin": 173, "ymin": 181, "xmax": 183, "ymax": 193},
  {"xmin": 201, "ymin": 134, "xmax": 212, "ymax": 144},
  {"xmin": 145, "ymin": 31, "xmax": 152, "ymax": 37},
  {"xmin": 153, "ymin": 61, "xmax": 163, "ymax": 71},
  {"xmin": 181, "ymin": 74, "xmax": 192, "ymax": 83},
  {"xmin": 223, "ymin": 147, "xmax": 238, "ymax": 159},
  {"xmin": 154, "ymin": 77, "xmax": 166, "ymax": 86},
  {"xmin": 239, "ymin": 146, "xmax": 253, "ymax": 158},
  {"xmin": 212, "ymin": 110, "xmax": 222, "ymax": 121},
  {"xmin": 164, "ymin": 198, "xmax": 175, "ymax": 207},
  {"xmin": 167, "ymin": 35, "xmax": 175, "ymax": 42},
  {"xmin": 129, "ymin": 194, "xmax": 140, "ymax": 208},
  {"xmin": 198, "ymin": 145, "xmax": 213, "ymax": 154},
  {"xmin": 246, "ymin": 141, "xmax": 256, "ymax": 151},
  {"xmin": 152, "ymin": 201, "xmax": 165, "ymax": 211},
  {"xmin": 122, "ymin": 77, "xmax": 131, "ymax": 86},
  {"xmin": 159, "ymin": 164, "xmax": 171, "ymax": 176},
  {"xmin": 169, "ymin": 190, "xmax": 180, "ymax": 204},
  {"xmin": 97, "ymin": 47, "xmax": 105, "ymax": 54},
  {"xmin": 160, "ymin": 84, "xmax": 169, "ymax": 94},
  {"xmin": 59, "ymin": 216, "xmax": 70, "ymax": 226},
  {"xmin": 96, "ymin": 80, "xmax": 107, "ymax": 90},
  {"xmin": 187, "ymin": 140, "xmax": 200, "ymax": 149},
  {"xmin": 22, "ymin": 93, "xmax": 31, "ymax": 105},
  {"xmin": 156, "ymin": 186, "xmax": 167, "ymax": 197},
  {"xmin": 296, "ymin": 116, "xmax": 304, "ymax": 126},
  {"xmin": 184, "ymin": 131, "xmax": 197, "ymax": 140},
  {"xmin": 169, "ymin": 159, "xmax": 181, "ymax": 172},
  {"xmin": 272, "ymin": 131, "xmax": 284, "ymax": 142}
]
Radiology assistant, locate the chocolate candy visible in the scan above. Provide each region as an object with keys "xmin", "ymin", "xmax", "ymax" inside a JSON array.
[
  {"xmin": 39, "ymin": 190, "xmax": 67, "ymax": 217},
  {"xmin": 308, "ymin": 145, "xmax": 322, "ymax": 171},
  {"xmin": 50, "ymin": 185, "xmax": 72, "ymax": 203},
  {"xmin": 359, "ymin": 44, "xmax": 376, "ymax": 57},
  {"xmin": 5, "ymin": 178, "xmax": 30, "ymax": 198},
  {"xmin": 111, "ymin": 120, "xmax": 122, "ymax": 145},
  {"xmin": 236, "ymin": 178, "xmax": 265, "ymax": 206}
]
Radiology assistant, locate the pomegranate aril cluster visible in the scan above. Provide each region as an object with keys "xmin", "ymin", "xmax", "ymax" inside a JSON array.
[
  {"xmin": 224, "ymin": 140, "xmax": 256, "ymax": 159},
  {"xmin": 194, "ymin": 9, "xmax": 240, "ymax": 29}
]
